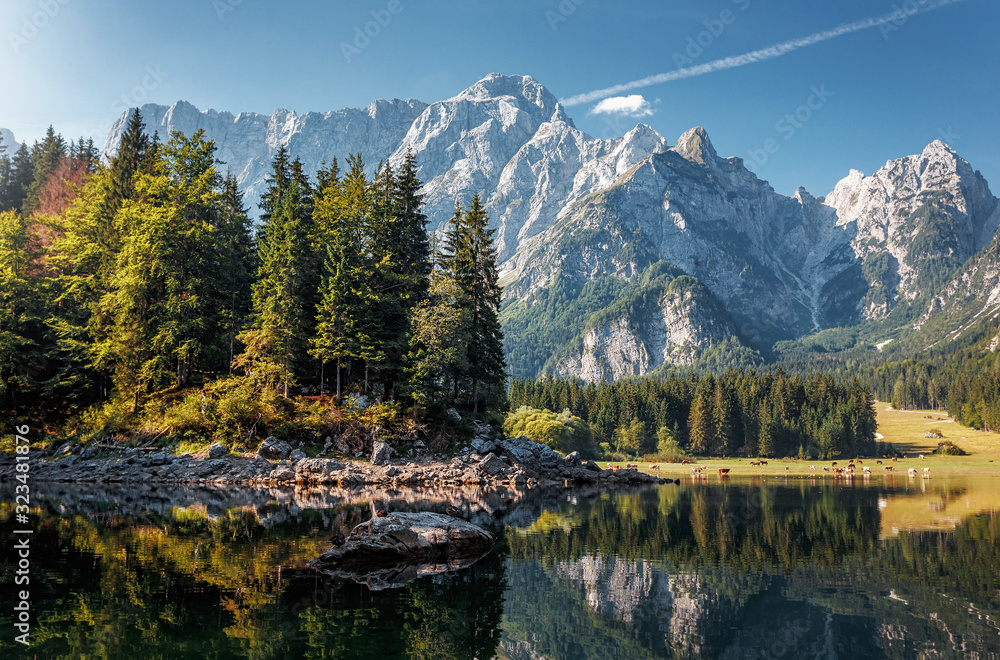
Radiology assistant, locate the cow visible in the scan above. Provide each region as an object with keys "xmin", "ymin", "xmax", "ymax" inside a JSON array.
[
  {"xmin": 717, "ymin": 467, "xmax": 730, "ymax": 474},
  {"xmin": 650, "ymin": 464, "xmax": 660, "ymax": 472}
]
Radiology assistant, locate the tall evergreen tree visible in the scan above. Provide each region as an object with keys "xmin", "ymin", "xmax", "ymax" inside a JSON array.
[
  {"xmin": 393, "ymin": 149, "xmax": 431, "ymax": 303},
  {"xmin": 458, "ymin": 194, "xmax": 507, "ymax": 413},
  {"xmin": 237, "ymin": 151, "xmax": 315, "ymax": 397},
  {"xmin": 0, "ymin": 211, "xmax": 45, "ymax": 411},
  {"xmin": 1, "ymin": 142, "xmax": 34, "ymax": 214},
  {"xmin": 311, "ymin": 161, "xmax": 362, "ymax": 402},
  {"xmin": 23, "ymin": 127, "xmax": 67, "ymax": 215},
  {"xmin": 216, "ymin": 174, "xmax": 255, "ymax": 374}
]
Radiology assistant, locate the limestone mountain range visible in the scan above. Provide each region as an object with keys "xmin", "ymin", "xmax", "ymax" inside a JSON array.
[{"xmin": 100, "ymin": 73, "xmax": 1000, "ymax": 382}]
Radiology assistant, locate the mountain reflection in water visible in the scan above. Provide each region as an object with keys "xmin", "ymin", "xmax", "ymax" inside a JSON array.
[{"xmin": 1, "ymin": 478, "xmax": 998, "ymax": 658}]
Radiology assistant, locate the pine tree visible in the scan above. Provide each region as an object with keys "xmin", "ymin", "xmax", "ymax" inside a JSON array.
[
  {"xmin": 455, "ymin": 194, "xmax": 506, "ymax": 413},
  {"xmin": 2, "ymin": 143, "xmax": 34, "ymax": 214},
  {"xmin": 23, "ymin": 127, "xmax": 67, "ymax": 215},
  {"xmin": 93, "ymin": 130, "xmax": 231, "ymax": 406},
  {"xmin": 107, "ymin": 109, "xmax": 153, "ymax": 214},
  {"xmin": 311, "ymin": 161, "xmax": 362, "ymax": 402},
  {"xmin": 0, "ymin": 211, "xmax": 44, "ymax": 411},
  {"xmin": 394, "ymin": 149, "xmax": 431, "ymax": 304},
  {"xmin": 216, "ymin": 174, "xmax": 255, "ymax": 374},
  {"xmin": 237, "ymin": 151, "xmax": 315, "ymax": 397},
  {"xmin": 688, "ymin": 380, "xmax": 715, "ymax": 455}
]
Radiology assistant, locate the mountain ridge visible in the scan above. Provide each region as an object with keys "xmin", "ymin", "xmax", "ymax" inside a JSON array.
[{"xmin": 100, "ymin": 74, "xmax": 1000, "ymax": 382}]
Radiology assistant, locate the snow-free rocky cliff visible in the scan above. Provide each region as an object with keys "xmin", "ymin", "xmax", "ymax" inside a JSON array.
[{"xmin": 104, "ymin": 74, "xmax": 1000, "ymax": 382}]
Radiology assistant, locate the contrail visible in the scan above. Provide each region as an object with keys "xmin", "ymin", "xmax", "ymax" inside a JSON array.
[{"xmin": 560, "ymin": 0, "xmax": 969, "ymax": 107}]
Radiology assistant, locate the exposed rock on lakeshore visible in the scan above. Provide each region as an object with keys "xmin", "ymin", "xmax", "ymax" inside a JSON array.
[{"xmin": 2, "ymin": 435, "xmax": 661, "ymax": 489}]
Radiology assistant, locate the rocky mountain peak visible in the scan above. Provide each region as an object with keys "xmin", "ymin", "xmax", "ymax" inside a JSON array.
[
  {"xmin": 0, "ymin": 128, "xmax": 19, "ymax": 152},
  {"xmin": 452, "ymin": 73, "xmax": 570, "ymax": 125},
  {"xmin": 671, "ymin": 126, "xmax": 717, "ymax": 166}
]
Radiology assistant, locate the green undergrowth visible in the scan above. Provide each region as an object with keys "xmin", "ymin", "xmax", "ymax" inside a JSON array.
[{"xmin": 36, "ymin": 375, "xmax": 489, "ymax": 457}]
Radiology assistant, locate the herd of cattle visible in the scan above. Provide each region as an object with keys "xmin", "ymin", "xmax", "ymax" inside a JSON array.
[{"xmin": 605, "ymin": 455, "xmax": 933, "ymax": 478}]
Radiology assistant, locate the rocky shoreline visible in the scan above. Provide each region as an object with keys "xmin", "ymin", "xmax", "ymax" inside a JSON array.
[{"xmin": 2, "ymin": 433, "xmax": 664, "ymax": 489}]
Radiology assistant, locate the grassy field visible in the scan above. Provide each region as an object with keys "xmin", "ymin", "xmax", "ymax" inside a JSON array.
[{"xmin": 633, "ymin": 402, "xmax": 1000, "ymax": 478}]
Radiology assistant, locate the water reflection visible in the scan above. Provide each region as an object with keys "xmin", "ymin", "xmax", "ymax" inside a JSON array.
[{"xmin": 0, "ymin": 478, "xmax": 997, "ymax": 658}]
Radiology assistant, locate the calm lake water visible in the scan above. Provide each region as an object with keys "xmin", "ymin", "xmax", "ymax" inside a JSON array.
[{"xmin": 2, "ymin": 476, "xmax": 998, "ymax": 659}]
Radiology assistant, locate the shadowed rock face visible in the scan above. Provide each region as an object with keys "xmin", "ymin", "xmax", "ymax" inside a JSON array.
[{"xmin": 309, "ymin": 512, "xmax": 496, "ymax": 589}]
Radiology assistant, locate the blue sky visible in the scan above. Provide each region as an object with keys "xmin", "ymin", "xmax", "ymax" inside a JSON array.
[{"xmin": 1, "ymin": 0, "xmax": 996, "ymax": 196}]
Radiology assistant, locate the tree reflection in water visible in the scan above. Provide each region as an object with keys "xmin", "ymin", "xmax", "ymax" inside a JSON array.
[{"xmin": 0, "ymin": 479, "xmax": 998, "ymax": 658}]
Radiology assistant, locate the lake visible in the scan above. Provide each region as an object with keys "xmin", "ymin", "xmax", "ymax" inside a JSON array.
[{"xmin": 2, "ymin": 475, "xmax": 998, "ymax": 658}]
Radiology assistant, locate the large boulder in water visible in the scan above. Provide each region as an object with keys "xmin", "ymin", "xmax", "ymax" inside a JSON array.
[{"xmin": 309, "ymin": 512, "xmax": 496, "ymax": 570}]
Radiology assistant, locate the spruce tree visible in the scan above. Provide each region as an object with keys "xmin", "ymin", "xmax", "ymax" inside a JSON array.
[
  {"xmin": 460, "ymin": 194, "xmax": 507, "ymax": 413},
  {"xmin": 216, "ymin": 174, "xmax": 255, "ymax": 374},
  {"xmin": 394, "ymin": 149, "xmax": 431, "ymax": 303},
  {"xmin": 237, "ymin": 151, "xmax": 314, "ymax": 397},
  {"xmin": 23, "ymin": 127, "xmax": 67, "ymax": 215},
  {"xmin": 3, "ymin": 143, "xmax": 34, "ymax": 214}
]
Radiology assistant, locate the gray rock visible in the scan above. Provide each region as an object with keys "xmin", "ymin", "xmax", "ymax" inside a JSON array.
[
  {"xmin": 371, "ymin": 441, "xmax": 393, "ymax": 466},
  {"xmin": 55, "ymin": 443, "xmax": 72, "ymax": 456},
  {"xmin": 257, "ymin": 436, "xmax": 292, "ymax": 460},
  {"xmin": 294, "ymin": 458, "xmax": 346, "ymax": 483},
  {"xmin": 208, "ymin": 443, "xmax": 229, "ymax": 459},
  {"xmin": 289, "ymin": 449, "xmax": 307, "ymax": 461},
  {"xmin": 349, "ymin": 394, "xmax": 372, "ymax": 411},
  {"xmin": 81, "ymin": 445, "xmax": 100, "ymax": 459},
  {"xmin": 385, "ymin": 466, "xmax": 401, "ymax": 477},
  {"xmin": 269, "ymin": 466, "xmax": 296, "ymax": 483},
  {"xmin": 582, "ymin": 460, "xmax": 602, "ymax": 472},
  {"xmin": 477, "ymin": 453, "xmax": 508, "ymax": 477},
  {"xmin": 149, "ymin": 452, "xmax": 168, "ymax": 466},
  {"xmin": 310, "ymin": 512, "xmax": 495, "ymax": 567},
  {"xmin": 445, "ymin": 408, "xmax": 462, "ymax": 422},
  {"xmin": 564, "ymin": 451, "xmax": 581, "ymax": 463}
]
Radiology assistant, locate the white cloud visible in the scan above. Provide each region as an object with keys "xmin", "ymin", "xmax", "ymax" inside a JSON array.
[{"xmin": 589, "ymin": 95, "xmax": 655, "ymax": 117}]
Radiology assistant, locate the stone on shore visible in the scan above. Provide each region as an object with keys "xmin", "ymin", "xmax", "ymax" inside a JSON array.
[
  {"xmin": 257, "ymin": 436, "xmax": 291, "ymax": 460},
  {"xmin": 295, "ymin": 458, "xmax": 346, "ymax": 483},
  {"xmin": 208, "ymin": 442, "xmax": 229, "ymax": 459},
  {"xmin": 371, "ymin": 440, "xmax": 393, "ymax": 466}
]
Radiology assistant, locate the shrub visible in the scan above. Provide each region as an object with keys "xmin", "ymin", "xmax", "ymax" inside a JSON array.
[
  {"xmin": 647, "ymin": 426, "xmax": 689, "ymax": 462},
  {"xmin": 504, "ymin": 406, "xmax": 596, "ymax": 456},
  {"xmin": 935, "ymin": 440, "xmax": 967, "ymax": 456}
]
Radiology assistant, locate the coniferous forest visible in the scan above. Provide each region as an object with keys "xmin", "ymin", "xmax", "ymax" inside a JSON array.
[
  {"xmin": 0, "ymin": 111, "xmax": 506, "ymax": 444},
  {"xmin": 7, "ymin": 110, "xmax": 1000, "ymax": 460},
  {"xmin": 509, "ymin": 370, "xmax": 878, "ymax": 460}
]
